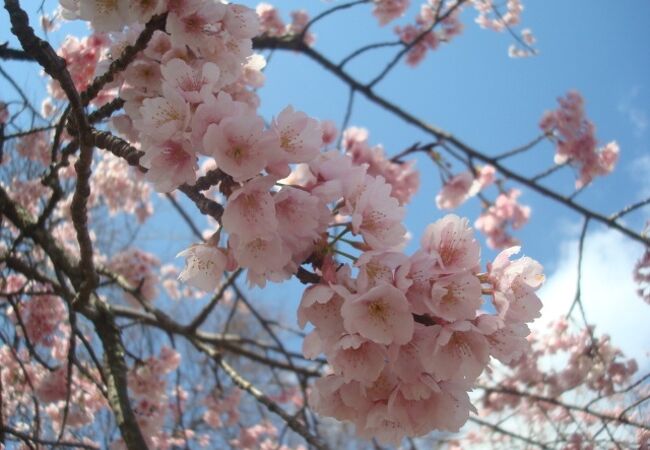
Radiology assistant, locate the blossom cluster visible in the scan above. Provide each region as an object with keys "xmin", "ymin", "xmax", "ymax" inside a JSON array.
[
  {"xmin": 395, "ymin": 0, "xmax": 464, "ymax": 66},
  {"xmin": 435, "ymin": 165, "xmax": 495, "ymax": 210},
  {"xmin": 479, "ymin": 318, "xmax": 642, "ymax": 447},
  {"xmin": 1, "ymin": 277, "xmax": 106, "ymax": 434},
  {"xmin": 343, "ymin": 126, "xmax": 420, "ymax": 205},
  {"xmin": 372, "ymin": 0, "xmax": 411, "ymax": 26},
  {"xmin": 53, "ymin": 0, "xmax": 548, "ymax": 446},
  {"xmin": 108, "ymin": 248, "xmax": 160, "ymax": 305},
  {"xmin": 434, "ymin": 165, "xmax": 530, "ymax": 250},
  {"xmin": 256, "ymin": 3, "xmax": 315, "ymax": 45},
  {"xmin": 634, "ymin": 246, "xmax": 650, "ymax": 305},
  {"xmin": 46, "ymin": 32, "xmax": 113, "ymax": 109},
  {"xmin": 540, "ymin": 91, "xmax": 620, "ymax": 188},
  {"xmin": 301, "ymin": 216, "xmax": 544, "ymax": 444},
  {"xmin": 475, "ymin": 188, "xmax": 531, "ymax": 249},
  {"xmin": 473, "ymin": 0, "xmax": 523, "ymax": 32}
]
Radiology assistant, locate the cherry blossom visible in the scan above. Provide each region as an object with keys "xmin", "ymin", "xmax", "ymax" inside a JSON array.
[
  {"xmin": 372, "ymin": 0, "xmax": 410, "ymax": 26},
  {"xmin": 204, "ymin": 115, "xmax": 270, "ymax": 181},
  {"xmin": 540, "ymin": 90, "xmax": 620, "ymax": 187},
  {"xmin": 177, "ymin": 243, "xmax": 228, "ymax": 292},
  {"xmin": 340, "ymin": 283, "xmax": 414, "ymax": 346}
]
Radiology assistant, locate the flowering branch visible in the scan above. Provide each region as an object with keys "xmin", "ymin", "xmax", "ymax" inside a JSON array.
[{"xmin": 253, "ymin": 35, "xmax": 650, "ymax": 247}]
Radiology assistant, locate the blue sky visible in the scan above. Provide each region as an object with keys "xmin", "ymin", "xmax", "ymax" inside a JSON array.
[{"xmin": 1, "ymin": 1, "xmax": 649, "ymax": 356}]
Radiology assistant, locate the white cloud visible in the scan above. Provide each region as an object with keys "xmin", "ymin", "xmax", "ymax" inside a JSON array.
[
  {"xmin": 537, "ymin": 228, "xmax": 650, "ymax": 366},
  {"xmin": 618, "ymin": 86, "xmax": 648, "ymax": 137}
]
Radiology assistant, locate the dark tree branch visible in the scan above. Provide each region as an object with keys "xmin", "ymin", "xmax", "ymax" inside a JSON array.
[
  {"xmin": 92, "ymin": 302, "xmax": 149, "ymax": 450},
  {"xmin": 0, "ymin": 42, "xmax": 34, "ymax": 60}
]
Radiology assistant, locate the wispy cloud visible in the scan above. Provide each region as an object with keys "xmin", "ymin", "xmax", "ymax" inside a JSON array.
[
  {"xmin": 618, "ymin": 86, "xmax": 648, "ymax": 137},
  {"xmin": 537, "ymin": 228, "xmax": 649, "ymax": 366}
]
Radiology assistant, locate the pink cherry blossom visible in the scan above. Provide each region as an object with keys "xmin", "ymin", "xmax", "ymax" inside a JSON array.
[
  {"xmin": 230, "ymin": 232, "xmax": 291, "ymax": 275},
  {"xmin": 108, "ymin": 248, "xmax": 160, "ymax": 305},
  {"xmin": 343, "ymin": 126, "xmax": 420, "ymax": 205},
  {"xmin": 78, "ymin": 0, "xmax": 127, "ymax": 32},
  {"xmin": 489, "ymin": 246, "xmax": 544, "ymax": 323},
  {"xmin": 436, "ymin": 171, "xmax": 478, "ymax": 209},
  {"xmin": 340, "ymin": 284, "xmax": 414, "ymax": 345},
  {"xmin": 540, "ymin": 91, "xmax": 620, "ymax": 187},
  {"xmin": 140, "ymin": 138, "xmax": 197, "ymax": 192},
  {"xmin": 139, "ymin": 88, "xmax": 190, "ymax": 142},
  {"xmin": 421, "ymin": 214, "xmax": 481, "ymax": 274},
  {"xmin": 161, "ymin": 58, "xmax": 221, "ymax": 104},
  {"xmin": 633, "ymin": 247, "xmax": 650, "ymax": 304},
  {"xmin": 177, "ymin": 243, "xmax": 228, "ymax": 292},
  {"xmin": 166, "ymin": 1, "xmax": 227, "ymax": 51},
  {"xmin": 191, "ymin": 92, "xmax": 247, "ymax": 152},
  {"xmin": 427, "ymin": 273, "xmax": 482, "ymax": 322},
  {"xmin": 36, "ymin": 366, "xmax": 69, "ymax": 403},
  {"xmin": 223, "ymin": 4, "xmax": 260, "ymax": 39},
  {"xmin": 20, "ymin": 294, "xmax": 66, "ymax": 346},
  {"xmin": 328, "ymin": 334, "xmax": 386, "ymax": 383},
  {"xmin": 355, "ymin": 250, "xmax": 410, "ymax": 292},
  {"xmin": 222, "ymin": 176, "xmax": 278, "ymax": 238},
  {"xmin": 350, "ymin": 175, "xmax": 406, "ymax": 250},
  {"xmin": 373, "ymin": 0, "xmax": 410, "ymax": 26},
  {"xmin": 423, "ymin": 323, "xmax": 489, "ymax": 383},
  {"xmin": 204, "ymin": 115, "xmax": 270, "ymax": 181},
  {"xmin": 298, "ymin": 284, "xmax": 345, "ymax": 342},
  {"xmin": 267, "ymin": 106, "xmax": 322, "ymax": 175},
  {"xmin": 256, "ymin": 3, "xmax": 285, "ymax": 37}
]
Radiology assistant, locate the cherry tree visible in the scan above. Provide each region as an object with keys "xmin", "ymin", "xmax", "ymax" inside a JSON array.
[{"xmin": 0, "ymin": 0, "xmax": 648, "ymax": 449}]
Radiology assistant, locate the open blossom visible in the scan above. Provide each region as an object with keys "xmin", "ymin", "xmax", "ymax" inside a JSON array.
[
  {"xmin": 427, "ymin": 273, "xmax": 482, "ymax": 322},
  {"xmin": 222, "ymin": 176, "xmax": 278, "ymax": 238},
  {"xmin": 436, "ymin": 172, "xmax": 477, "ymax": 209},
  {"xmin": 340, "ymin": 284, "xmax": 414, "ymax": 346},
  {"xmin": 166, "ymin": 1, "xmax": 227, "ymax": 51},
  {"xmin": 349, "ymin": 175, "xmax": 407, "ymax": 250},
  {"xmin": 328, "ymin": 334, "xmax": 386, "ymax": 383},
  {"xmin": 177, "ymin": 243, "xmax": 228, "ymax": 292},
  {"xmin": 161, "ymin": 58, "xmax": 221, "ymax": 104},
  {"xmin": 298, "ymin": 285, "xmax": 346, "ymax": 350},
  {"xmin": 223, "ymin": 4, "xmax": 260, "ymax": 39},
  {"xmin": 421, "ymin": 214, "xmax": 481, "ymax": 274},
  {"xmin": 76, "ymin": 0, "xmax": 126, "ymax": 32},
  {"xmin": 267, "ymin": 106, "xmax": 322, "ymax": 176},
  {"xmin": 191, "ymin": 92, "xmax": 247, "ymax": 151},
  {"xmin": 489, "ymin": 246, "xmax": 544, "ymax": 323},
  {"xmin": 140, "ymin": 138, "xmax": 197, "ymax": 192},
  {"xmin": 355, "ymin": 251, "xmax": 410, "ymax": 292},
  {"xmin": 424, "ymin": 322, "xmax": 489, "ymax": 383},
  {"xmin": 436, "ymin": 165, "xmax": 495, "ymax": 210},
  {"xmin": 230, "ymin": 232, "xmax": 291, "ymax": 274},
  {"xmin": 204, "ymin": 115, "xmax": 270, "ymax": 181},
  {"xmin": 139, "ymin": 88, "xmax": 190, "ymax": 142}
]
